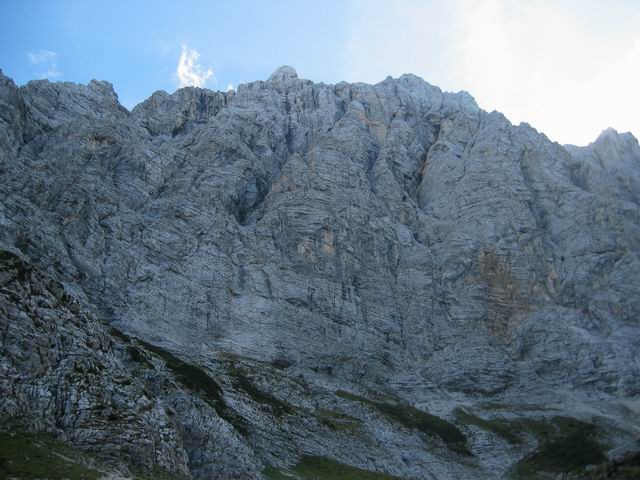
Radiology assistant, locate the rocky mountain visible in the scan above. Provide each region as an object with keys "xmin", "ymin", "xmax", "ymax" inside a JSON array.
[{"xmin": 0, "ymin": 66, "xmax": 638, "ymax": 479}]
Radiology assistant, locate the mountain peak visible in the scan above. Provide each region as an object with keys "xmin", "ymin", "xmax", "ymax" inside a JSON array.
[
  {"xmin": 593, "ymin": 127, "xmax": 639, "ymax": 153},
  {"xmin": 595, "ymin": 127, "xmax": 622, "ymax": 143},
  {"xmin": 267, "ymin": 65, "xmax": 298, "ymax": 83}
]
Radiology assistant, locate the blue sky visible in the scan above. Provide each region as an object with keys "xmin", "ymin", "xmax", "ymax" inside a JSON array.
[
  {"xmin": 1, "ymin": 0, "xmax": 352, "ymax": 108},
  {"xmin": 2, "ymin": 0, "xmax": 639, "ymax": 145}
]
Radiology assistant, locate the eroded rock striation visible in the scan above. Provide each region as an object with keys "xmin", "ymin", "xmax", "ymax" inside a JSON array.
[{"xmin": 0, "ymin": 66, "xmax": 639, "ymax": 479}]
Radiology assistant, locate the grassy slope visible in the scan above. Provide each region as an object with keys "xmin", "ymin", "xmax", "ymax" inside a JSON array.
[
  {"xmin": 0, "ymin": 432, "xmax": 101, "ymax": 480},
  {"xmin": 336, "ymin": 390, "xmax": 470, "ymax": 455},
  {"xmin": 265, "ymin": 456, "xmax": 404, "ymax": 480}
]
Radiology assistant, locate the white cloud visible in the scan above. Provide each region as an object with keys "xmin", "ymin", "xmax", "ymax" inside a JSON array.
[
  {"xmin": 28, "ymin": 50, "xmax": 57, "ymax": 64},
  {"xmin": 27, "ymin": 50, "xmax": 61, "ymax": 79},
  {"xmin": 344, "ymin": 0, "xmax": 640, "ymax": 145},
  {"xmin": 176, "ymin": 45, "xmax": 214, "ymax": 88},
  {"xmin": 226, "ymin": 84, "xmax": 234, "ymax": 92}
]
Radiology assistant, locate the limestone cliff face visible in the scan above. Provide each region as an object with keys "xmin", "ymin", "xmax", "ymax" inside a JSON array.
[{"xmin": 0, "ymin": 67, "xmax": 638, "ymax": 479}]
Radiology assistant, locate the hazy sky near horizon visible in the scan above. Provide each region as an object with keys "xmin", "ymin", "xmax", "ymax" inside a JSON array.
[{"xmin": 2, "ymin": 0, "xmax": 638, "ymax": 145}]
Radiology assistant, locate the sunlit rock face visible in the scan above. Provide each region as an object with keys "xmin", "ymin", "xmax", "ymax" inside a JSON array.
[{"xmin": 1, "ymin": 66, "xmax": 639, "ymax": 479}]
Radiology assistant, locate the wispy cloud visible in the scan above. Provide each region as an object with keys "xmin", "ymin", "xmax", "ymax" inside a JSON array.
[
  {"xmin": 28, "ymin": 50, "xmax": 56, "ymax": 64},
  {"xmin": 226, "ymin": 84, "xmax": 234, "ymax": 92},
  {"xmin": 176, "ymin": 45, "xmax": 214, "ymax": 88},
  {"xmin": 27, "ymin": 49, "xmax": 61, "ymax": 79},
  {"xmin": 344, "ymin": 0, "xmax": 640, "ymax": 145}
]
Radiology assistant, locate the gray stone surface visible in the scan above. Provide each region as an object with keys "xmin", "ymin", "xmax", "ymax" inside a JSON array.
[{"xmin": 0, "ymin": 66, "xmax": 639, "ymax": 478}]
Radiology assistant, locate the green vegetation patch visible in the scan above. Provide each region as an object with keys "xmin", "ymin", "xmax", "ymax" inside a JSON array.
[
  {"xmin": 455, "ymin": 409, "xmax": 605, "ymax": 449},
  {"xmin": 265, "ymin": 456, "xmax": 404, "ymax": 479},
  {"xmin": 137, "ymin": 340, "xmax": 224, "ymax": 407},
  {"xmin": 316, "ymin": 409, "xmax": 363, "ymax": 433},
  {"xmin": 454, "ymin": 408, "xmax": 522, "ymax": 444},
  {"xmin": 109, "ymin": 326, "xmax": 133, "ymax": 344},
  {"xmin": 135, "ymin": 340, "xmax": 250, "ymax": 436},
  {"xmin": 509, "ymin": 415, "xmax": 601, "ymax": 446},
  {"xmin": 227, "ymin": 366, "xmax": 295, "ymax": 417},
  {"xmin": 295, "ymin": 456, "xmax": 404, "ymax": 479},
  {"xmin": 455, "ymin": 410, "xmax": 613, "ymax": 478},
  {"xmin": 510, "ymin": 417, "xmax": 607, "ymax": 479},
  {"xmin": 127, "ymin": 345, "xmax": 155, "ymax": 369},
  {"xmin": 263, "ymin": 465, "xmax": 293, "ymax": 480},
  {"xmin": 0, "ymin": 431, "xmax": 189, "ymax": 480},
  {"xmin": 335, "ymin": 390, "xmax": 365, "ymax": 403},
  {"xmin": 583, "ymin": 452, "xmax": 640, "ymax": 480},
  {"xmin": 335, "ymin": 390, "xmax": 469, "ymax": 455},
  {"xmin": 479, "ymin": 402, "xmax": 550, "ymax": 412},
  {"xmin": 0, "ymin": 431, "xmax": 101, "ymax": 480}
]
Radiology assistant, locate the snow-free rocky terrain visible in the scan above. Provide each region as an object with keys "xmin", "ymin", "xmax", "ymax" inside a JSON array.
[{"xmin": 0, "ymin": 66, "xmax": 639, "ymax": 479}]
